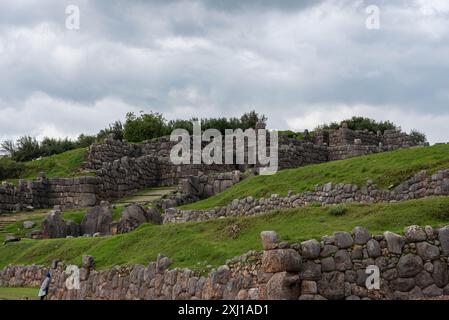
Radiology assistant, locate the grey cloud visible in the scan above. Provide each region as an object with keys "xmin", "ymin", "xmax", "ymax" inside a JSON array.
[{"xmin": 0, "ymin": 0, "xmax": 448, "ymax": 143}]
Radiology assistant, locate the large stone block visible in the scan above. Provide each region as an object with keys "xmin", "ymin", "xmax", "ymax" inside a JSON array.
[
  {"xmin": 266, "ymin": 272, "xmax": 300, "ymax": 300},
  {"xmin": 262, "ymin": 249, "xmax": 302, "ymax": 273}
]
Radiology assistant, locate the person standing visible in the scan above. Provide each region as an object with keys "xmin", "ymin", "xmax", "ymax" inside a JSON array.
[{"xmin": 38, "ymin": 271, "xmax": 51, "ymax": 300}]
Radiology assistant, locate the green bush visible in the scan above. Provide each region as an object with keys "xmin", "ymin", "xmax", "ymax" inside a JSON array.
[
  {"xmin": 328, "ymin": 204, "xmax": 348, "ymax": 216},
  {"xmin": 316, "ymin": 116, "xmax": 396, "ymax": 134},
  {"xmin": 0, "ymin": 158, "xmax": 24, "ymax": 180},
  {"xmin": 409, "ymin": 129, "xmax": 427, "ymax": 143}
]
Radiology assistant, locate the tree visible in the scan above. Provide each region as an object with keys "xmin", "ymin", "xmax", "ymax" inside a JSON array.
[
  {"xmin": 12, "ymin": 136, "xmax": 42, "ymax": 162},
  {"xmin": 0, "ymin": 140, "xmax": 16, "ymax": 156},
  {"xmin": 123, "ymin": 112, "xmax": 167, "ymax": 142},
  {"xmin": 316, "ymin": 116, "xmax": 396, "ymax": 134},
  {"xmin": 409, "ymin": 129, "xmax": 427, "ymax": 143}
]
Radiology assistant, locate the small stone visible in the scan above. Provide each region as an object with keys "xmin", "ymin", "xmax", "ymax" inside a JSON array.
[
  {"xmin": 23, "ymin": 221, "xmax": 35, "ymax": 229},
  {"xmin": 438, "ymin": 226, "xmax": 449, "ymax": 256},
  {"xmin": 82, "ymin": 255, "xmax": 94, "ymax": 269},
  {"xmin": 301, "ymin": 280, "xmax": 318, "ymax": 294},
  {"xmin": 366, "ymin": 239, "xmax": 381, "ymax": 258},
  {"xmin": 260, "ymin": 231, "xmax": 278, "ymax": 250}
]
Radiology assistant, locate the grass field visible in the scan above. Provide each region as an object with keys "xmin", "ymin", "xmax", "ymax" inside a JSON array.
[
  {"xmin": 1, "ymin": 196, "xmax": 449, "ymax": 271},
  {"xmin": 1, "ymin": 147, "xmax": 90, "ymax": 184},
  {"xmin": 181, "ymin": 144, "xmax": 449, "ymax": 210},
  {"xmin": 0, "ymin": 287, "xmax": 38, "ymax": 300}
]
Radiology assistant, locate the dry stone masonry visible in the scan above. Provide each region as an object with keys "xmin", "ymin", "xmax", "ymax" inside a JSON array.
[
  {"xmin": 164, "ymin": 168, "xmax": 449, "ymax": 223},
  {"xmin": 0, "ymin": 174, "xmax": 100, "ymax": 213},
  {"xmin": 2, "ymin": 225, "xmax": 449, "ymax": 300},
  {"xmin": 0, "ymin": 125, "xmax": 424, "ymax": 213}
]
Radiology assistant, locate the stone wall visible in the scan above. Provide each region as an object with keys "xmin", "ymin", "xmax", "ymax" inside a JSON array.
[
  {"xmin": 158, "ymin": 171, "xmax": 244, "ymax": 209},
  {"xmin": 2, "ymin": 225, "xmax": 449, "ymax": 300},
  {"xmin": 85, "ymin": 126, "xmax": 422, "ymax": 174},
  {"xmin": 0, "ymin": 176, "xmax": 100, "ymax": 213},
  {"xmin": 163, "ymin": 168, "xmax": 449, "ymax": 223},
  {"xmin": 328, "ymin": 127, "xmax": 422, "ymax": 160}
]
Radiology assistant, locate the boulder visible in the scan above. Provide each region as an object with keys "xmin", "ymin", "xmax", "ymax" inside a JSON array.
[
  {"xmin": 416, "ymin": 242, "xmax": 439, "ymax": 261},
  {"xmin": 66, "ymin": 220, "xmax": 80, "ymax": 237},
  {"xmin": 260, "ymin": 231, "xmax": 278, "ymax": 250},
  {"xmin": 352, "ymin": 227, "xmax": 371, "ymax": 245},
  {"xmin": 397, "ymin": 254, "xmax": 423, "ymax": 278},
  {"xmin": 438, "ymin": 226, "xmax": 449, "ymax": 256},
  {"xmin": 42, "ymin": 210, "xmax": 67, "ymax": 238},
  {"xmin": 156, "ymin": 254, "xmax": 172, "ymax": 273},
  {"xmin": 3, "ymin": 234, "xmax": 21, "ymax": 244},
  {"xmin": 335, "ymin": 249, "xmax": 353, "ymax": 271},
  {"xmin": 146, "ymin": 207, "xmax": 163, "ymax": 225},
  {"xmin": 384, "ymin": 231, "xmax": 405, "ymax": 254},
  {"xmin": 432, "ymin": 260, "xmax": 449, "ymax": 288},
  {"xmin": 404, "ymin": 225, "xmax": 427, "ymax": 242},
  {"xmin": 80, "ymin": 204, "xmax": 112, "ymax": 236},
  {"xmin": 366, "ymin": 239, "xmax": 381, "ymax": 258},
  {"xmin": 23, "ymin": 221, "xmax": 35, "ymax": 229},
  {"xmin": 262, "ymin": 249, "xmax": 302, "ymax": 273},
  {"xmin": 317, "ymin": 271, "xmax": 345, "ymax": 300},
  {"xmin": 117, "ymin": 204, "xmax": 157, "ymax": 234},
  {"xmin": 266, "ymin": 272, "xmax": 300, "ymax": 300},
  {"xmin": 82, "ymin": 255, "xmax": 95, "ymax": 269},
  {"xmin": 300, "ymin": 239, "xmax": 321, "ymax": 259},
  {"xmin": 211, "ymin": 265, "xmax": 231, "ymax": 285},
  {"xmin": 334, "ymin": 232, "xmax": 353, "ymax": 249}
]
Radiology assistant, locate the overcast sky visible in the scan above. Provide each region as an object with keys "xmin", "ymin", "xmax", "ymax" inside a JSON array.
[{"xmin": 1, "ymin": 0, "xmax": 448, "ymax": 143}]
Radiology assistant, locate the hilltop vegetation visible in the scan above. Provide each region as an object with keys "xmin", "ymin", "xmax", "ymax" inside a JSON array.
[
  {"xmin": 1, "ymin": 196, "xmax": 449, "ymax": 270},
  {"xmin": 181, "ymin": 144, "xmax": 449, "ymax": 210},
  {"xmin": 0, "ymin": 148, "xmax": 88, "ymax": 182}
]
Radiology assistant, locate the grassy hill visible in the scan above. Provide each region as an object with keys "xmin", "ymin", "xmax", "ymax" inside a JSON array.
[
  {"xmin": 1, "ymin": 196, "xmax": 449, "ymax": 271},
  {"xmin": 0, "ymin": 147, "xmax": 89, "ymax": 183},
  {"xmin": 181, "ymin": 144, "xmax": 449, "ymax": 210}
]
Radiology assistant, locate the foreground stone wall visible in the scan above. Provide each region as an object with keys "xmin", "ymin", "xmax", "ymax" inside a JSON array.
[
  {"xmin": 2, "ymin": 225, "xmax": 449, "ymax": 300},
  {"xmin": 164, "ymin": 168, "xmax": 449, "ymax": 223},
  {"xmin": 0, "ymin": 176, "xmax": 100, "ymax": 213}
]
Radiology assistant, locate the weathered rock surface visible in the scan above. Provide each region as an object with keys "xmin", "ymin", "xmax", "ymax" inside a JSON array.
[{"xmin": 80, "ymin": 203, "xmax": 113, "ymax": 236}]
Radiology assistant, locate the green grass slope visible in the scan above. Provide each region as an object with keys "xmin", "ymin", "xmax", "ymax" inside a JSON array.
[
  {"xmin": 1, "ymin": 147, "xmax": 89, "ymax": 183},
  {"xmin": 1, "ymin": 196, "xmax": 449, "ymax": 271},
  {"xmin": 0, "ymin": 287, "xmax": 39, "ymax": 300},
  {"xmin": 181, "ymin": 144, "xmax": 449, "ymax": 210}
]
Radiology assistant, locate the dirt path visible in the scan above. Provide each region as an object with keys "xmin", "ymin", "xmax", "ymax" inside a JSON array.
[{"xmin": 115, "ymin": 187, "xmax": 176, "ymax": 205}]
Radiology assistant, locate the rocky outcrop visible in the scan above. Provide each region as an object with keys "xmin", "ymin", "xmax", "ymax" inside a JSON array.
[
  {"xmin": 117, "ymin": 204, "xmax": 162, "ymax": 234},
  {"xmin": 42, "ymin": 210, "xmax": 70, "ymax": 238},
  {"xmin": 80, "ymin": 202, "xmax": 113, "ymax": 236}
]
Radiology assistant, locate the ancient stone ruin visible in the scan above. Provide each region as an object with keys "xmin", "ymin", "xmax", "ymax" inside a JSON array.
[
  {"xmin": 0, "ymin": 125, "xmax": 424, "ymax": 214},
  {"xmin": 2, "ymin": 225, "xmax": 448, "ymax": 300}
]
